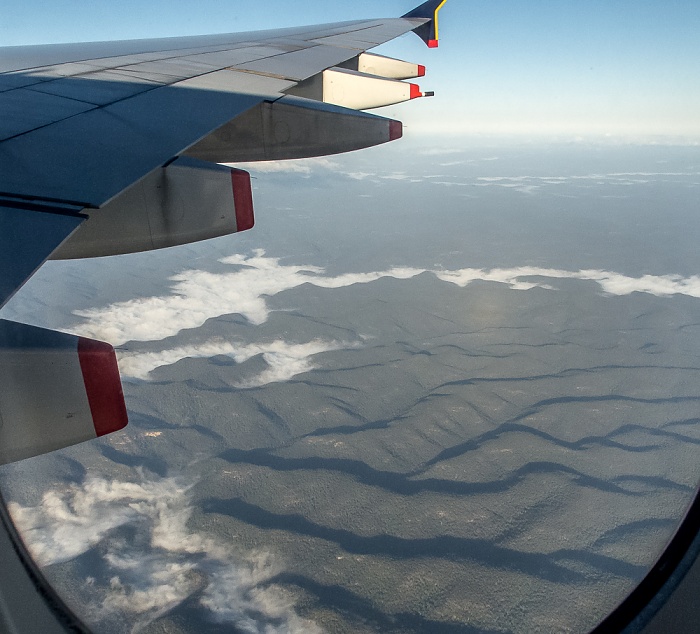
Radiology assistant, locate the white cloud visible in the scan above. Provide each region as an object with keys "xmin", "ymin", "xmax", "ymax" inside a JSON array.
[
  {"xmin": 306, "ymin": 266, "xmax": 423, "ymax": 289},
  {"xmin": 417, "ymin": 147, "xmax": 467, "ymax": 157},
  {"xmin": 345, "ymin": 171, "xmax": 375, "ymax": 180},
  {"xmin": 61, "ymin": 249, "xmax": 700, "ymax": 388},
  {"xmin": 434, "ymin": 266, "xmax": 572, "ymax": 291},
  {"xmin": 119, "ymin": 338, "xmax": 354, "ymax": 383},
  {"xmin": 607, "ymin": 171, "xmax": 700, "ymax": 177},
  {"xmin": 200, "ymin": 556, "xmax": 318, "ymax": 632},
  {"xmin": 516, "ymin": 185, "xmax": 541, "ymax": 195},
  {"xmin": 583, "ymin": 270, "xmax": 700, "ymax": 297},
  {"xmin": 8, "ymin": 479, "xmax": 146, "ymax": 565},
  {"xmin": 430, "ymin": 181, "xmax": 470, "ymax": 187},
  {"xmin": 380, "ymin": 173, "xmax": 410, "ymax": 181},
  {"xmin": 435, "ymin": 266, "xmax": 700, "ymax": 298},
  {"xmin": 71, "ymin": 251, "xmax": 423, "ymax": 346},
  {"xmin": 471, "ymin": 171, "xmax": 700, "ymax": 190},
  {"xmin": 67, "ymin": 251, "xmax": 700, "ymax": 383},
  {"xmin": 8, "ymin": 476, "xmax": 322, "ymax": 634},
  {"xmin": 477, "ymin": 176, "xmax": 529, "ymax": 182}
]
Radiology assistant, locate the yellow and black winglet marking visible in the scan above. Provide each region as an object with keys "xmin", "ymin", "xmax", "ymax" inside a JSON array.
[{"xmin": 403, "ymin": 0, "xmax": 449, "ymax": 48}]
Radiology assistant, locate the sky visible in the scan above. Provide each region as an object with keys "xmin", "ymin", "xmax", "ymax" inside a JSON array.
[{"xmin": 2, "ymin": 0, "xmax": 699, "ymax": 141}]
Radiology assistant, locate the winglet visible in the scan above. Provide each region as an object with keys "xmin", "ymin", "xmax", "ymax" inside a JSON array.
[{"xmin": 402, "ymin": 0, "xmax": 449, "ymax": 48}]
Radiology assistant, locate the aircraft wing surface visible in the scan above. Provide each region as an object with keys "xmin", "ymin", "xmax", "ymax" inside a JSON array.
[
  {"xmin": 0, "ymin": 0, "xmax": 448, "ymax": 463},
  {"xmin": 1, "ymin": 19, "xmax": 422, "ymax": 206}
]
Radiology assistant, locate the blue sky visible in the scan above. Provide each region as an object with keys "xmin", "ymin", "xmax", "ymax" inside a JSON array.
[{"xmin": 2, "ymin": 0, "xmax": 699, "ymax": 141}]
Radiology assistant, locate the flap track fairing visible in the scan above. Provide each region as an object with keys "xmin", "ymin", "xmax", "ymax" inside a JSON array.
[
  {"xmin": 52, "ymin": 157, "xmax": 254, "ymax": 259},
  {"xmin": 185, "ymin": 96, "xmax": 402, "ymax": 164},
  {"xmin": 0, "ymin": 320, "xmax": 127, "ymax": 465},
  {"xmin": 286, "ymin": 67, "xmax": 424, "ymax": 110},
  {"xmin": 339, "ymin": 53, "xmax": 426, "ymax": 81}
]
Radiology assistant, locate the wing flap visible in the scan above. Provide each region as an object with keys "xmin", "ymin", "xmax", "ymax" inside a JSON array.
[
  {"xmin": 235, "ymin": 44, "xmax": 362, "ymax": 82},
  {"xmin": 177, "ymin": 69, "xmax": 294, "ymax": 95}
]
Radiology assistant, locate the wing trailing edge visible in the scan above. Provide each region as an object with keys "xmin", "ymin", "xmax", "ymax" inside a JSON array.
[{"xmin": 0, "ymin": 203, "xmax": 85, "ymax": 309}]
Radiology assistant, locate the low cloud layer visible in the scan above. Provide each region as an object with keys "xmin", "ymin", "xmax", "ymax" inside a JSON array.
[
  {"xmin": 73, "ymin": 251, "xmax": 700, "ymax": 342},
  {"xmin": 72, "ymin": 251, "xmax": 422, "ymax": 346},
  {"xmin": 68, "ymin": 251, "xmax": 700, "ymax": 381},
  {"xmin": 9, "ymin": 476, "xmax": 321, "ymax": 633},
  {"xmin": 468, "ymin": 171, "xmax": 700, "ymax": 194},
  {"xmin": 231, "ymin": 152, "xmax": 700, "ymax": 193},
  {"xmin": 119, "ymin": 338, "xmax": 353, "ymax": 383},
  {"xmin": 435, "ymin": 266, "xmax": 700, "ymax": 297}
]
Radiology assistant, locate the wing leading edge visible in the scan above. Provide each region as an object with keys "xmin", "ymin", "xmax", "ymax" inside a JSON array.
[{"xmin": 0, "ymin": 1, "xmax": 450, "ymax": 463}]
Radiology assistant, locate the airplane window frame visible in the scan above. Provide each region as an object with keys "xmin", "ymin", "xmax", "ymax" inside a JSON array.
[
  {"xmin": 0, "ymin": 488, "xmax": 90, "ymax": 634},
  {"xmin": 592, "ymin": 487, "xmax": 700, "ymax": 633}
]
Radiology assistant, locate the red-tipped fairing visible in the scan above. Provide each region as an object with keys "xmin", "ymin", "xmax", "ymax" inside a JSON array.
[
  {"xmin": 390, "ymin": 120, "xmax": 403, "ymax": 141},
  {"xmin": 0, "ymin": 320, "xmax": 127, "ymax": 465},
  {"xmin": 78, "ymin": 337, "xmax": 128, "ymax": 438},
  {"xmin": 52, "ymin": 158, "xmax": 255, "ymax": 259},
  {"xmin": 288, "ymin": 68, "xmax": 425, "ymax": 110},
  {"xmin": 231, "ymin": 169, "xmax": 255, "ymax": 232}
]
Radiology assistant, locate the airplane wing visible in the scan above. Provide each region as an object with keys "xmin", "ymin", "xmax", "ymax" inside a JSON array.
[{"xmin": 0, "ymin": 1, "xmax": 449, "ymax": 464}]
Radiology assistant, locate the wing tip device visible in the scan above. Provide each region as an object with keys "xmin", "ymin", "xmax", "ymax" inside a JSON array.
[{"xmin": 403, "ymin": 0, "xmax": 450, "ymax": 48}]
